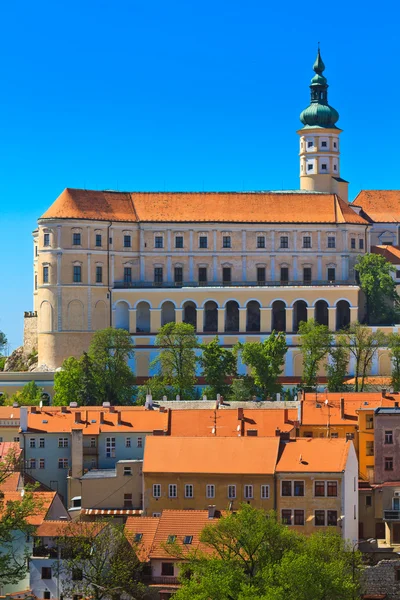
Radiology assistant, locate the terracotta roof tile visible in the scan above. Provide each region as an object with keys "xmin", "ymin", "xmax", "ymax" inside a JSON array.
[
  {"xmin": 143, "ymin": 436, "xmax": 280, "ymax": 474},
  {"xmin": 40, "ymin": 189, "xmax": 368, "ymax": 225},
  {"xmin": 0, "ymin": 491, "xmax": 56, "ymax": 525},
  {"xmin": 0, "ymin": 472, "xmax": 21, "ymax": 492},
  {"xmin": 301, "ymin": 392, "xmax": 398, "ymax": 425},
  {"xmin": 125, "ymin": 516, "xmax": 160, "ymax": 561},
  {"xmin": 0, "ymin": 442, "xmax": 22, "ymax": 460},
  {"xmin": 354, "ymin": 190, "xmax": 400, "ymax": 223},
  {"xmin": 276, "ymin": 438, "xmax": 350, "ymax": 473},
  {"xmin": 372, "ymin": 245, "xmax": 400, "ymax": 265},
  {"xmin": 35, "ymin": 520, "xmax": 108, "ymax": 538},
  {"xmin": 0, "ymin": 407, "xmax": 20, "ymax": 419}
]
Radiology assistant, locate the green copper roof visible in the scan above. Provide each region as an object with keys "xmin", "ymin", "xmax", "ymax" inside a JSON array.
[{"xmin": 300, "ymin": 49, "xmax": 339, "ymax": 129}]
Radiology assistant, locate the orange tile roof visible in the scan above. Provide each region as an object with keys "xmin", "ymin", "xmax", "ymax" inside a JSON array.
[
  {"xmin": 40, "ymin": 189, "xmax": 368, "ymax": 225},
  {"xmin": 301, "ymin": 392, "xmax": 399, "ymax": 425},
  {"xmin": 345, "ymin": 376, "xmax": 392, "ymax": 386},
  {"xmin": 276, "ymin": 438, "xmax": 350, "ymax": 473},
  {"xmin": 25, "ymin": 406, "xmax": 169, "ymax": 434},
  {"xmin": 0, "ymin": 407, "xmax": 20, "ymax": 419},
  {"xmin": 143, "ymin": 436, "xmax": 280, "ymax": 474},
  {"xmin": 125, "ymin": 516, "xmax": 160, "ymax": 561},
  {"xmin": 0, "ymin": 442, "xmax": 22, "ymax": 460},
  {"xmin": 169, "ymin": 408, "xmax": 297, "ymax": 437},
  {"xmin": 35, "ymin": 520, "xmax": 107, "ymax": 538},
  {"xmin": 0, "ymin": 472, "xmax": 21, "ymax": 492},
  {"xmin": 0, "ymin": 491, "xmax": 56, "ymax": 525},
  {"xmin": 354, "ymin": 190, "xmax": 400, "ymax": 223},
  {"xmin": 372, "ymin": 245, "xmax": 400, "ymax": 265}
]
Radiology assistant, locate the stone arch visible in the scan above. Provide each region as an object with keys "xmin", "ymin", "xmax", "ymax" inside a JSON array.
[
  {"xmin": 201, "ymin": 298, "xmax": 221, "ymax": 309},
  {"xmin": 246, "ymin": 300, "xmax": 260, "ymax": 332},
  {"xmin": 225, "ymin": 300, "xmax": 239, "ymax": 332},
  {"xmin": 183, "ymin": 301, "xmax": 197, "ymax": 330},
  {"xmin": 161, "ymin": 301, "xmax": 176, "ymax": 326},
  {"xmin": 39, "ymin": 301, "xmax": 53, "ymax": 332},
  {"xmin": 336, "ymin": 300, "xmax": 350, "ymax": 331},
  {"xmin": 115, "ymin": 301, "xmax": 129, "ymax": 331},
  {"xmin": 93, "ymin": 300, "xmax": 107, "ymax": 331},
  {"xmin": 204, "ymin": 301, "xmax": 218, "ymax": 332},
  {"xmin": 379, "ymin": 352, "xmax": 392, "ymax": 376},
  {"xmin": 315, "ymin": 300, "xmax": 329, "ymax": 327},
  {"xmin": 67, "ymin": 300, "xmax": 84, "ymax": 331},
  {"xmin": 293, "ymin": 300, "xmax": 308, "ymax": 332},
  {"xmin": 136, "ymin": 301, "xmax": 151, "ymax": 333},
  {"xmin": 272, "ymin": 300, "xmax": 286, "ymax": 332}
]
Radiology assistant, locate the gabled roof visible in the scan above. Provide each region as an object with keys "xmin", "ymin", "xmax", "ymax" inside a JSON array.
[
  {"xmin": 0, "ymin": 407, "xmax": 20, "ymax": 419},
  {"xmin": 125, "ymin": 516, "xmax": 160, "ymax": 561},
  {"xmin": 35, "ymin": 520, "xmax": 105, "ymax": 538},
  {"xmin": 0, "ymin": 491, "xmax": 57, "ymax": 525},
  {"xmin": 40, "ymin": 188, "xmax": 368, "ymax": 225},
  {"xmin": 354, "ymin": 190, "xmax": 400, "ymax": 223},
  {"xmin": 276, "ymin": 438, "xmax": 350, "ymax": 473},
  {"xmin": 372, "ymin": 245, "xmax": 400, "ymax": 265},
  {"xmin": 143, "ymin": 436, "xmax": 280, "ymax": 474}
]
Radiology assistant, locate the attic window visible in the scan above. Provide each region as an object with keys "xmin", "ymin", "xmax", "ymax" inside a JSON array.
[
  {"xmin": 167, "ymin": 535, "xmax": 176, "ymax": 543},
  {"xmin": 91, "ymin": 419, "xmax": 96, "ymax": 423},
  {"xmin": 183, "ymin": 535, "xmax": 193, "ymax": 545},
  {"xmin": 42, "ymin": 420, "xmax": 48, "ymax": 424},
  {"xmin": 134, "ymin": 533, "xmax": 143, "ymax": 542}
]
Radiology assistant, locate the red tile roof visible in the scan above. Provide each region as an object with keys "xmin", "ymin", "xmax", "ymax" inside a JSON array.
[
  {"xmin": 143, "ymin": 436, "xmax": 280, "ymax": 475},
  {"xmin": 276, "ymin": 438, "xmax": 350, "ymax": 473},
  {"xmin": 125, "ymin": 516, "xmax": 160, "ymax": 561},
  {"xmin": 354, "ymin": 190, "xmax": 400, "ymax": 223},
  {"xmin": 0, "ymin": 472, "xmax": 21, "ymax": 492},
  {"xmin": 372, "ymin": 245, "xmax": 400, "ymax": 265},
  {"xmin": 40, "ymin": 189, "xmax": 368, "ymax": 225},
  {"xmin": 35, "ymin": 520, "xmax": 107, "ymax": 538},
  {"xmin": 0, "ymin": 491, "xmax": 56, "ymax": 525},
  {"xmin": 0, "ymin": 442, "xmax": 22, "ymax": 460}
]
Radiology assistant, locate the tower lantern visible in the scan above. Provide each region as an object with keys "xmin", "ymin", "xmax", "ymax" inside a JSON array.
[{"xmin": 298, "ymin": 49, "xmax": 348, "ymax": 201}]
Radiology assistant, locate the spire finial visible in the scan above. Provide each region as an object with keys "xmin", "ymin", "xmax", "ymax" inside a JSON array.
[{"xmin": 313, "ymin": 47, "xmax": 325, "ymax": 74}]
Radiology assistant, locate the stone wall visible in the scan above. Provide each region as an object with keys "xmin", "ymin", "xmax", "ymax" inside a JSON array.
[
  {"xmin": 23, "ymin": 312, "xmax": 38, "ymax": 355},
  {"xmin": 362, "ymin": 559, "xmax": 400, "ymax": 599}
]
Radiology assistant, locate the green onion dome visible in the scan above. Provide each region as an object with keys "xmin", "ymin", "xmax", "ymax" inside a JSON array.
[{"xmin": 300, "ymin": 49, "xmax": 339, "ymax": 129}]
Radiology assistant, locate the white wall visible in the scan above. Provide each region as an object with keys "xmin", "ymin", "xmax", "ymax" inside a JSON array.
[{"xmin": 342, "ymin": 441, "xmax": 358, "ymax": 545}]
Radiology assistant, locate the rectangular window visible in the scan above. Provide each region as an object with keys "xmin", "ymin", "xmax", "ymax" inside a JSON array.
[
  {"xmin": 123, "ymin": 267, "xmax": 132, "ymax": 284},
  {"xmin": 223, "ymin": 267, "xmax": 231, "ymax": 283},
  {"xmin": 41, "ymin": 567, "xmax": 52, "ymax": 579},
  {"xmin": 359, "ymin": 239, "xmax": 364, "ymax": 250},
  {"xmin": 39, "ymin": 438, "xmax": 45, "ymax": 448},
  {"xmin": 280, "ymin": 236, "xmax": 289, "ymax": 249},
  {"xmin": 303, "ymin": 267, "xmax": 312, "ymax": 283},
  {"xmin": 44, "ymin": 233, "xmax": 50, "ymax": 247},
  {"xmin": 307, "ymin": 141, "xmax": 313, "ymax": 148},
  {"xmin": 161, "ymin": 563, "xmax": 174, "ymax": 577},
  {"xmin": 327, "ymin": 267, "xmax": 336, "ymax": 282},
  {"xmin": 327, "ymin": 510, "xmax": 338, "ymax": 526},
  {"xmin": 281, "ymin": 509, "xmax": 292, "ymax": 525},
  {"xmin": 137, "ymin": 437, "xmax": 143, "ymax": 448},
  {"xmin": 44, "ymin": 592, "xmax": 51, "ymax": 599},
  {"xmin": 223, "ymin": 235, "xmax": 231, "ymax": 248},
  {"xmin": 366, "ymin": 415, "xmax": 374, "ymax": 430},
  {"xmin": 153, "ymin": 484, "xmax": 161, "ymax": 498},
  {"xmin": 106, "ymin": 437, "xmax": 116, "ymax": 458},
  {"xmin": 155, "ymin": 236, "xmax": 163, "ymax": 248},
  {"xmin": 351, "ymin": 238, "xmax": 356, "ymax": 249},
  {"xmin": 73, "ymin": 265, "xmax": 82, "ymax": 283},
  {"xmin": 366, "ymin": 495, "xmax": 372, "ymax": 507},
  {"xmin": 294, "ymin": 509, "xmax": 305, "ymax": 525},
  {"xmin": 307, "ymin": 163, "xmax": 313, "ymax": 171},
  {"xmin": 303, "ymin": 236, "xmax": 311, "ymax": 248},
  {"xmin": 321, "ymin": 141, "xmax": 327, "ymax": 148},
  {"xmin": 385, "ymin": 457, "xmax": 394, "ymax": 471},
  {"xmin": 366, "ymin": 441, "xmax": 374, "ymax": 456},
  {"xmin": 58, "ymin": 458, "xmax": 68, "ymax": 469},
  {"xmin": 206, "ymin": 484, "xmax": 215, "ymax": 499},
  {"xmin": 327, "ymin": 481, "xmax": 338, "ymax": 497},
  {"xmin": 198, "ymin": 267, "xmax": 207, "ymax": 283},
  {"xmin": 29, "ymin": 459, "xmax": 36, "ymax": 469},
  {"xmin": 281, "ymin": 481, "xmax": 292, "ymax": 497},
  {"xmin": 13, "ymin": 437, "xmax": 19, "ymax": 443},
  {"xmin": 154, "ymin": 267, "xmax": 163, "ymax": 284},
  {"xmin": 73, "ymin": 233, "xmax": 81, "ymax": 246},
  {"xmin": 331, "ymin": 432, "xmax": 338, "ymax": 438},
  {"xmin": 174, "ymin": 266, "xmax": 183, "ymax": 284},
  {"xmin": 90, "ymin": 437, "xmax": 96, "ymax": 448},
  {"xmin": 228, "ymin": 485, "xmax": 236, "ymax": 499},
  {"xmin": 327, "ymin": 236, "xmax": 336, "ymax": 248},
  {"xmin": 29, "ymin": 438, "xmax": 36, "ymax": 448},
  {"xmin": 257, "ymin": 236, "xmax": 265, "ymax": 248},
  {"xmin": 294, "ymin": 481, "xmax": 305, "ymax": 497},
  {"xmin": 280, "ymin": 267, "xmax": 289, "ymax": 284},
  {"xmin": 96, "ymin": 266, "xmax": 102, "ymax": 283},
  {"xmin": 314, "ymin": 510, "xmax": 325, "ymax": 526},
  {"xmin": 385, "ymin": 430, "xmax": 393, "ymax": 444},
  {"xmin": 183, "ymin": 535, "xmax": 193, "ymax": 545},
  {"xmin": 169, "ymin": 484, "xmax": 177, "ymax": 498},
  {"xmin": 321, "ymin": 163, "xmax": 327, "ymax": 170},
  {"xmin": 125, "ymin": 437, "xmax": 131, "ymax": 448},
  {"xmin": 244, "ymin": 485, "xmax": 253, "ymax": 499},
  {"xmin": 185, "ymin": 484, "xmax": 194, "ymax": 498},
  {"xmin": 314, "ymin": 481, "xmax": 325, "ymax": 497},
  {"xmin": 123, "ymin": 467, "xmax": 132, "ymax": 476},
  {"xmin": 175, "ymin": 236, "xmax": 183, "ymax": 248},
  {"xmin": 43, "ymin": 266, "xmax": 49, "ymax": 283},
  {"xmin": 124, "ymin": 235, "xmax": 131, "ymax": 248},
  {"xmin": 124, "ymin": 493, "xmax": 133, "ymax": 508},
  {"xmin": 35, "ymin": 274, "xmax": 38, "ymax": 290},
  {"xmin": 199, "ymin": 236, "xmax": 208, "ymax": 248},
  {"xmin": 58, "ymin": 437, "xmax": 68, "ymax": 448},
  {"xmin": 95, "ymin": 234, "xmax": 102, "ymax": 247},
  {"xmin": 257, "ymin": 267, "xmax": 266, "ymax": 284},
  {"xmin": 261, "ymin": 485, "xmax": 269, "ymax": 499}
]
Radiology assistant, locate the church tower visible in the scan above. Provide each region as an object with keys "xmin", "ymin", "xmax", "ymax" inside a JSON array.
[{"xmin": 298, "ymin": 49, "xmax": 348, "ymax": 201}]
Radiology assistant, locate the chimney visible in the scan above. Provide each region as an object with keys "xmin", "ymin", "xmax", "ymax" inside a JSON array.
[
  {"xmin": 237, "ymin": 407, "xmax": 244, "ymax": 421},
  {"xmin": 12, "ymin": 402, "xmax": 19, "ymax": 408},
  {"xmin": 31, "ymin": 406, "xmax": 37, "ymax": 414},
  {"xmin": 69, "ymin": 402, "xmax": 78, "ymax": 408},
  {"xmin": 74, "ymin": 411, "xmax": 81, "ymax": 424},
  {"xmin": 297, "ymin": 398, "xmax": 303, "ymax": 425},
  {"xmin": 275, "ymin": 427, "xmax": 281, "ymax": 437},
  {"xmin": 208, "ymin": 505, "xmax": 216, "ymax": 519},
  {"xmin": 99, "ymin": 411, "xmax": 104, "ymax": 424},
  {"xmin": 20, "ymin": 406, "xmax": 28, "ymax": 432},
  {"xmin": 109, "ymin": 405, "xmax": 116, "ymax": 413},
  {"xmin": 102, "ymin": 402, "xmax": 111, "ymax": 408},
  {"xmin": 284, "ymin": 408, "xmax": 289, "ymax": 424},
  {"xmin": 340, "ymin": 397, "xmax": 345, "ymax": 419},
  {"xmin": 71, "ymin": 429, "xmax": 83, "ymax": 479},
  {"xmin": 382, "ymin": 388, "xmax": 387, "ymax": 398},
  {"xmin": 117, "ymin": 410, "xmax": 122, "ymax": 425},
  {"xmin": 61, "ymin": 406, "xmax": 67, "ymax": 413}
]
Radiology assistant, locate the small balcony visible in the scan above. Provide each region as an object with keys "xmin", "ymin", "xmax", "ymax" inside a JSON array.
[
  {"xmin": 384, "ymin": 510, "xmax": 400, "ymax": 521},
  {"xmin": 114, "ymin": 279, "xmax": 357, "ymax": 290},
  {"xmin": 151, "ymin": 576, "xmax": 179, "ymax": 585}
]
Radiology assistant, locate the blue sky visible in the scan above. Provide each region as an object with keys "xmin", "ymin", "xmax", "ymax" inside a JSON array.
[{"xmin": 1, "ymin": 0, "xmax": 399, "ymax": 351}]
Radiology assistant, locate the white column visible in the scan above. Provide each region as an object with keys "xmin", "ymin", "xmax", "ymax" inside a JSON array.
[
  {"xmin": 286, "ymin": 307, "xmax": 294, "ymax": 333},
  {"xmin": 271, "ymin": 231, "xmax": 275, "ymax": 251},
  {"xmin": 260, "ymin": 307, "xmax": 272, "ymax": 332},
  {"xmin": 317, "ymin": 255, "xmax": 322, "ymax": 281},
  {"xmin": 293, "ymin": 256, "xmax": 298, "ymax": 281},
  {"xmin": 87, "ymin": 253, "xmax": 92, "ymax": 331},
  {"xmin": 129, "ymin": 308, "xmax": 137, "ymax": 333},
  {"xmin": 57, "ymin": 226, "xmax": 62, "ymax": 249},
  {"xmin": 140, "ymin": 256, "xmax": 145, "ymax": 282},
  {"xmin": 317, "ymin": 231, "xmax": 321, "ymax": 252},
  {"xmin": 111, "ymin": 255, "xmax": 115, "ymax": 287},
  {"xmin": 87, "ymin": 226, "xmax": 90, "ymax": 249},
  {"xmin": 341, "ymin": 255, "xmax": 347, "ymax": 281},
  {"xmin": 293, "ymin": 230, "xmax": 297, "ymax": 251},
  {"xmin": 239, "ymin": 307, "xmax": 247, "ymax": 332},
  {"xmin": 189, "ymin": 230, "xmax": 194, "ymax": 252},
  {"xmin": 271, "ymin": 255, "xmax": 276, "ymax": 282},
  {"xmin": 217, "ymin": 308, "xmax": 225, "ymax": 332},
  {"xmin": 189, "ymin": 256, "xmax": 194, "ymax": 282},
  {"xmin": 242, "ymin": 230, "xmax": 246, "ymax": 252},
  {"xmin": 167, "ymin": 231, "xmax": 171, "ymax": 252},
  {"xmin": 167, "ymin": 256, "xmax": 172, "ymax": 282},
  {"xmin": 342, "ymin": 229, "xmax": 348, "ymax": 251},
  {"xmin": 213, "ymin": 255, "xmax": 217, "ymax": 282},
  {"xmin": 213, "ymin": 230, "xmax": 217, "ymax": 251},
  {"xmin": 350, "ymin": 306, "xmax": 358, "ymax": 324},
  {"xmin": 242, "ymin": 255, "xmax": 247, "ymax": 282},
  {"xmin": 328, "ymin": 307, "xmax": 336, "ymax": 331}
]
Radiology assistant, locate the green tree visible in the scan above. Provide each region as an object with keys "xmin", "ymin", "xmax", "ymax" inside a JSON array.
[
  {"xmin": 135, "ymin": 376, "xmax": 175, "ymax": 404},
  {"xmin": 0, "ymin": 332, "xmax": 7, "ymax": 355},
  {"xmin": 237, "ymin": 333, "xmax": 287, "ymax": 398},
  {"xmin": 388, "ymin": 332, "xmax": 400, "ymax": 391},
  {"xmin": 173, "ymin": 505, "xmax": 361, "ymax": 600},
  {"xmin": 6, "ymin": 381, "xmax": 44, "ymax": 406},
  {"xmin": 338, "ymin": 322, "xmax": 387, "ymax": 392},
  {"xmin": 355, "ymin": 253, "xmax": 400, "ymax": 324},
  {"xmin": 200, "ymin": 336, "xmax": 237, "ymax": 398},
  {"xmin": 228, "ymin": 377, "xmax": 258, "ymax": 402},
  {"xmin": 56, "ymin": 521, "xmax": 150, "ymax": 600},
  {"xmin": 298, "ymin": 319, "xmax": 333, "ymax": 390},
  {"xmin": 152, "ymin": 322, "xmax": 198, "ymax": 398},
  {"xmin": 54, "ymin": 356, "xmax": 87, "ymax": 406},
  {"xmin": 327, "ymin": 342, "xmax": 350, "ymax": 392}
]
